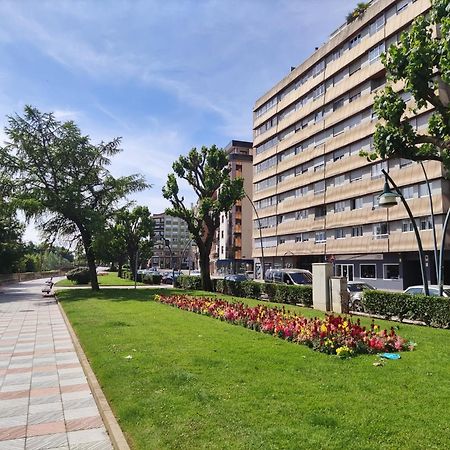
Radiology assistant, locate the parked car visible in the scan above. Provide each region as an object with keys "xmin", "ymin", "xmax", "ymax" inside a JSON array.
[
  {"xmin": 190, "ymin": 270, "xmax": 201, "ymax": 276},
  {"xmin": 403, "ymin": 285, "xmax": 450, "ymax": 297},
  {"xmin": 162, "ymin": 271, "xmax": 182, "ymax": 284},
  {"xmin": 224, "ymin": 274, "xmax": 248, "ymax": 282},
  {"xmin": 264, "ymin": 268, "xmax": 312, "ymax": 285},
  {"xmin": 347, "ymin": 282, "xmax": 376, "ymax": 312},
  {"xmin": 245, "ymin": 271, "xmax": 254, "ymax": 280}
]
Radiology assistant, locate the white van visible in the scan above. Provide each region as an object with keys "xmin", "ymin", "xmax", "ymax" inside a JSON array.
[{"xmin": 264, "ymin": 268, "xmax": 312, "ymax": 285}]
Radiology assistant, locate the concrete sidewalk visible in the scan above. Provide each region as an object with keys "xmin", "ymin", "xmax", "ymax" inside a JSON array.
[{"xmin": 0, "ymin": 279, "xmax": 113, "ymax": 449}]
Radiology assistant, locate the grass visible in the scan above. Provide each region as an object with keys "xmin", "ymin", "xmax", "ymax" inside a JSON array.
[
  {"xmin": 58, "ymin": 288, "xmax": 450, "ymax": 449},
  {"xmin": 55, "ymin": 272, "xmax": 144, "ymax": 287}
]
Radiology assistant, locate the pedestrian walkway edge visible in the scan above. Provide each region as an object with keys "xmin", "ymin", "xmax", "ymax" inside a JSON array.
[{"xmin": 56, "ymin": 296, "xmax": 131, "ymax": 450}]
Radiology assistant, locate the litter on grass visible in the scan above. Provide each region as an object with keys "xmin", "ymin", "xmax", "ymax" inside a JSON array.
[{"xmin": 380, "ymin": 353, "xmax": 401, "ymax": 360}]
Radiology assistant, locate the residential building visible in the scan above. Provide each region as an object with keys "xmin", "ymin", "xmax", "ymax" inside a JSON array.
[
  {"xmin": 252, "ymin": 0, "xmax": 450, "ymax": 289},
  {"xmin": 214, "ymin": 140, "xmax": 254, "ymax": 275},
  {"xmin": 151, "ymin": 213, "xmax": 195, "ymax": 270}
]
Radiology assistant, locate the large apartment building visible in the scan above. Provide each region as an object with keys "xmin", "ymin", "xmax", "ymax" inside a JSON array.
[
  {"xmin": 214, "ymin": 140, "xmax": 254, "ymax": 274},
  {"xmin": 252, "ymin": 0, "xmax": 450, "ymax": 290},
  {"xmin": 151, "ymin": 213, "xmax": 195, "ymax": 270}
]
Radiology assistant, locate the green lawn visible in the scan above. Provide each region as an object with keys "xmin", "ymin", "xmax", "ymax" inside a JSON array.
[
  {"xmin": 58, "ymin": 288, "xmax": 450, "ymax": 450},
  {"xmin": 56, "ymin": 272, "xmax": 144, "ymax": 287}
]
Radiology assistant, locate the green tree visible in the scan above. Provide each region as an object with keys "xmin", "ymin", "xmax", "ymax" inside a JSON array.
[
  {"xmin": 163, "ymin": 145, "xmax": 244, "ymax": 291},
  {"xmin": 0, "ymin": 165, "xmax": 25, "ymax": 273},
  {"xmin": 114, "ymin": 206, "xmax": 154, "ymax": 278},
  {"xmin": 0, "ymin": 106, "xmax": 148, "ymax": 290},
  {"xmin": 369, "ymin": 0, "xmax": 450, "ymax": 169}
]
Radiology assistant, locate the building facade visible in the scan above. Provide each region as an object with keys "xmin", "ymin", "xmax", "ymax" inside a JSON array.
[
  {"xmin": 252, "ymin": 0, "xmax": 450, "ymax": 289},
  {"xmin": 151, "ymin": 213, "xmax": 196, "ymax": 270},
  {"xmin": 214, "ymin": 140, "xmax": 254, "ymax": 275}
]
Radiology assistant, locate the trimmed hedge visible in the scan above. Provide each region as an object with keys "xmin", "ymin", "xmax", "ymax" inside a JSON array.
[
  {"xmin": 175, "ymin": 275, "xmax": 202, "ymax": 290},
  {"xmin": 66, "ymin": 267, "xmax": 90, "ymax": 285},
  {"xmin": 264, "ymin": 283, "xmax": 313, "ymax": 307},
  {"xmin": 363, "ymin": 290, "xmax": 450, "ymax": 328},
  {"xmin": 143, "ymin": 274, "xmax": 162, "ymax": 285}
]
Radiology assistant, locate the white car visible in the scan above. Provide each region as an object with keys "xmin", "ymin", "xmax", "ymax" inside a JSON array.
[
  {"xmin": 347, "ymin": 282, "xmax": 376, "ymax": 312},
  {"xmin": 403, "ymin": 285, "xmax": 450, "ymax": 297}
]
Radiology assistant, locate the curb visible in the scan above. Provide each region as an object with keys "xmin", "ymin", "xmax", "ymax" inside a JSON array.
[{"xmin": 57, "ymin": 298, "xmax": 131, "ymax": 450}]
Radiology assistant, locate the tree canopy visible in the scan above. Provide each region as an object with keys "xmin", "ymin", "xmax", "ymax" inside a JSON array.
[
  {"xmin": 0, "ymin": 106, "xmax": 148, "ymax": 289},
  {"xmin": 369, "ymin": 0, "xmax": 450, "ymax": 170},
  {"xmin": 162, "ymin": 145, "xmax": 244, "ymax": 291}
]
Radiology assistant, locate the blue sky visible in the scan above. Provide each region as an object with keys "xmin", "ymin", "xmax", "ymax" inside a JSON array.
[{"xmin": 0, "ymin": 0, "xmax": 358, "ymax": 242}]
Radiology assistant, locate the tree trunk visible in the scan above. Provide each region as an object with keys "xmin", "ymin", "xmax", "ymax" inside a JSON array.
[
  {"xmin": 79, "ymin": 228, "xmax": 99, "ymax": 291},
  {"xmin": 198, "ymin": 234, "xmax": 214, "ymax": 291},
  {"xmin": 117, "ymin": 254, "xmax": 125, "ymax": 278}
]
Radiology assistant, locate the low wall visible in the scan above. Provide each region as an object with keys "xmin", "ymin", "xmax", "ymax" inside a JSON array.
[{"xmin": 0, "ymin": 270, "xmax": 63, "ymax": 284}]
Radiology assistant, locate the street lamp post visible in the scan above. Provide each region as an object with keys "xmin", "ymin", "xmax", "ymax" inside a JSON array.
[
  {"xmin": 164, "ymin": 239, "xmax": 174, "ymax": 279},
  {"xmin": 245, "ymin": 192, "xmax": 265, "ymax": 281},
  {"xmin": 379, "ymin": 169, "xmax": 429, "ymax": 296}
]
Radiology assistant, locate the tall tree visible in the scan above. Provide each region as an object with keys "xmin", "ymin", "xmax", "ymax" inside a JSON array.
[
  {"xmin": 367, "ymin": 0, "xmax": 450, "ymax": 168},
  {"xmin": 163, "ymin": 145, "xmax": 244, "ymax": 291},
  {"xmin": 114, "ymin": 206, "xmax": 154, "ymax": 278},
  {"xmin": 0, "ymin": 106, "xmax": 148, "ymax": 290}
]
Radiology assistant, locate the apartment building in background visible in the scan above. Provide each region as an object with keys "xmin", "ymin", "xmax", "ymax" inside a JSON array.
[
  {"xmin": 252, "ymin": 0, "xmax": 450, "ymax": 289},
  {"xmin": 151, "ymin": 213, "xmax": 196, "ymax": 270},
  {"xmin": 213, "ymin": 140, "xmax": 254, "ymax": 275}
]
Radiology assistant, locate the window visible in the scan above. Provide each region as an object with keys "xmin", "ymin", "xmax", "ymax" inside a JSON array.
[
  {"xmin": 369, "ymin": 15, "xmax": 385, "ymax": 35},
  {"xmin": 371, "ymin": 161, "xmax": 387, "ymax": 178},
  {"xmin": 400, "ymin": 158, "xmax": 412, "ymax": 168},
  {"xmin": 402, "ymin": 186, "xmax": 414, "ymax": 199},
  {"xmin": 313, "ymin": 156, "xmax": 325, "ymax": 172},
  {"xmin": 352, "ymin": 226, "xmax": 363, "ymax": 237},
  {"xmin": 335, "ymin": 229, "xmax": 345, "ymax": 239},
  {"xmin": 420, "ymin": 217, "xmax": 432, "ymax": 230},
  {"xmin": 349, "ymin": 90, "xmax": 361, "ymax": 102},
  {"xmin": 335, "ymin": 174, "xmax": 345, "ymax": 186},
  {"xmin": 350, "ymin": 169, "xmax": 363, "ymax": 183},
  {"xmin": 348, "ymin": 33, "xmax": 361, "ymax": 49},
  {"xmin": 314, "ymin": 180, "xmax": 325, "ymax": 194},
  {"xmin": 333, "ymin": 149, "xmax": 345, "ymax": 161},
  {"xmin": 335, "ymin": 201, "xmax": 346, "ymax": 213},
  {"xmin": 351, "ymin": 197, "xmax": 363, "ymax": 210},
  {"xmin": 349, "ymin": 59, "xmax": 361, "ymax": 76},
  {"xmin": 397, "ymin": 0, "xmax": 409, "ymax": 13},
  {"xmin": 402, "ymin": 220, "xmax": 414, "ymax": 232},
  {"xmin": 384, "ymin": 264, "xmax": 399, "ymax": 280},
  {"xmin": 312, "ymin": 60, "xmax": 325, "ymax": 77},
  {"xmin": 295, "ymin": 233, "xmax": 310, "ymax": 243},
  {"xmin": 315, "ymin": 206, "xmax": 326, "ymax": 218},
  {"xmin": 315, "ymin": 231, "xmax": 326, "ymax": 243},
  {"xmin": 368, "ymin": 42, "xmax": 385, "ymax": 63},
  {"xmin": 221, "ymin": 230, "xmax": 224, "ymax": 239},
  {"xmin": 279, "ymin": 237, "xmax": 286, "ymax": 244},
  {"xmin": 313, "ymin": 83, "xmax": 325, "ymax": 100},
  {"xmin": 296, "ymin": 209, "xmax": 308, "ymax": 220},
  {"xmin": 419, "ymin": 183, "xmax": 429, "ymax": 198},
  {"xmin": 315, "ymin": 109, "xmax": 324, "ymax": 122},
  {"xmin": 371, "ymin": 76, "xmax": 386, "ymax": 92},
  {"xmin": 360, "ymin": 264, "xmax": 376, "ymax": 279},
  {"xmin": 333, "ymin": 98, "xmax": 344, "ymax": 111},
  {"xmin": 373, "ymin": 223, "xmax": 388, "ymax": 238}
]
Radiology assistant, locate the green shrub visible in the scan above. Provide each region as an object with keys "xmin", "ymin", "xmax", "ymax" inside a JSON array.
[
  {"xmin": 143, "ymin": 274, "xmax": 162, "ymax": 285},
  {"xmin": 176, "ymin": 275, "xmax": 202, "ymax": 290},
  {"xmin": 363, "ymin": 290, "xmax": 450, "ymax": 328},
  {"xmin": 66, "ymin": 267, "xmax": 90, "ymax": 285},
  {"xmin": 261, "ymin": 284, "xmax": 312, "ymax": 306},
  {"xmin": 240, "ymin": 281, "xmax": 262, "ymax": 300}
]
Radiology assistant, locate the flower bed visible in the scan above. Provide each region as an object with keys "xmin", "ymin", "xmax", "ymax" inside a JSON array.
[{"xmin": 154, "ymin": 295, "xmax": 415, "ymax": 357}]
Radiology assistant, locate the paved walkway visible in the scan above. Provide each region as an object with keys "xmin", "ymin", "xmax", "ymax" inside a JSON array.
[{"xmin": 0, "ymin": 279, "xmax": 113, "ymax": 449}]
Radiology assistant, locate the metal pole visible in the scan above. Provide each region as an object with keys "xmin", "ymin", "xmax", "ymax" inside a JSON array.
[
  {"xmin": 382, "ymin": 169, "xmax": 429, "ymax": 296},
  {"xmin": 245, "ymin": 192, "xmax": 265, "ymax": 281},
  {"xmin": 438, "ymin": 208, "xmax": 450, "ymax": 296},
  {"xmin": 419, "ymin": 162, "xmax": 439, "ymax": 283},
  {"xmin": 134, "ymin": 247, "xmax": 139, "ymax": 290}
]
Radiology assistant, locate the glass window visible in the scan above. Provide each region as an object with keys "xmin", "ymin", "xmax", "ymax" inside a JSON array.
[
  {"xmin": 335, "ymin": 229, "xmax": 345, "ymax": 239},
  {"xmin": 373, "ymin": 223, "xmax": 388, "ymax": 237},
  {"xmin": 315, "ymin": 231, "xmax": 326, "ymax": 243},
  {"xmin": 368, "ymin": 42, "xmax": 385, "ymax": 63},
  {"xmin": 360, "ymin": 264, "xmax": 376, "ymax": 279},
  {"xmin": 352, "ymin": 226, "xmax": 363, "ymax": 237},
  {"xmin": 420, "ymin": 217, "xmax": 432, "ymax": 230},
  {"xmin": 313, "ymin": 84, "xmax": 325, "ymax": 100},
  {"xmin": 314, "ymin": 180, "xmax": 325, "ymax": 194},
  {"xmin": 384, "ymin": 264, "xmax": 399, "ymax": 280},
  {"xmin": 351, "ymin": 197, "xmax": 363, "ymax": 210},
  {"xmin": 402, "ymin": 220, "xmax": 414, "ymax": 232}
]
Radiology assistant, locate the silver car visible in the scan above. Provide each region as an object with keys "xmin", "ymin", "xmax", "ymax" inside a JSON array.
[{"xmin": 403, "ymin": 285, "xmax": 450, "ymax": 297}]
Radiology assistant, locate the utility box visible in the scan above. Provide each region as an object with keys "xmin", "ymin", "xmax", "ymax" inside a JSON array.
[
  {"xmin": 312, "ymin": 263, "xmax": 333, "ymax": 312},
  {"xmin": 330, "ymin": 277, "xmax": 349, "ymax": 314}
]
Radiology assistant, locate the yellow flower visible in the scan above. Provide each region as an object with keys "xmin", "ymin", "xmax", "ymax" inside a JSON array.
[{"xmin": 321, "ymin": 324, "xmax": 327, "ymax": 333}]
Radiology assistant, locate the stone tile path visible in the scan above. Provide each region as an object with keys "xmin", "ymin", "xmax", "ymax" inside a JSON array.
[{"xmin": 0, "ymin": 279, "xmax": 113, "ymax": 449}]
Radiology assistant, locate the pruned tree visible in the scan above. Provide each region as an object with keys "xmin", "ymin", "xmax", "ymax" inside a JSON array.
[
  {"xmin": 367, "ymin": 0, "xmax": 450, "ymax": 169},
  {"xmin": 0, "ymin": 106, "xmax": 148, "ymax": 290},
  {"xmin": 114, "ymin": 206, "xmax": 154, "ymax": 278},
  {"xmin": 162, "ymin": 145, "xmax": 244, "ymax": 291}
]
